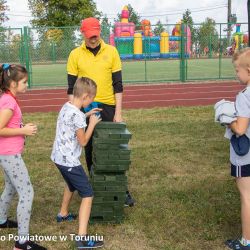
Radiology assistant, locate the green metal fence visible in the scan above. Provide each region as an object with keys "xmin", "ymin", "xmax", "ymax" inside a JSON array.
[
  {"xmin": 0, "ymin": 23, "xmax": 248, "ymax": 88},
  {"xmin": 0, "ymin": 27, "xmax": 23, "ymax": 63}
]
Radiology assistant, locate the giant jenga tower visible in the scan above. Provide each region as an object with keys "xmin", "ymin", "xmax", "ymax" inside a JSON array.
[{"xmin": 90, "ymin": 122, "xmax": 132, "ymax": 223}]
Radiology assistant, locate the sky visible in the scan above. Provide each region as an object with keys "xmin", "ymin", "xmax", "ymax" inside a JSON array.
[{"xmin": 4, "ymin": 0, "xmax": 249, "ymax": 32}]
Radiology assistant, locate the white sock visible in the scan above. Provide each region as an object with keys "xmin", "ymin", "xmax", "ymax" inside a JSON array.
[
  {"xmin": 19, "ymin": 235, "xmax": 28, "ymax": 245},
  {"xmin": 0, "ymin": 219, "xmax": 7, "ymax": 224},
  {"xmin": 241, "ymin": 237, "xmax": 250, "ymax": 246}
]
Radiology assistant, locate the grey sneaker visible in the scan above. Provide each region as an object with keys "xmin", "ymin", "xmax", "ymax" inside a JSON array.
[{"xmin": 124, "ymin": 191, "xmax": 135, "ymax": 207}]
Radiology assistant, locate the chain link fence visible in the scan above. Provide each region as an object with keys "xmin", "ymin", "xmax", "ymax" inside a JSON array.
[
  {"xmin": 0, "ymin": 27, "xmax": 23, "ymax": 64},
  {"xmin": 0, "ymin": 23, "xmax": 248, "ymax": 88}
]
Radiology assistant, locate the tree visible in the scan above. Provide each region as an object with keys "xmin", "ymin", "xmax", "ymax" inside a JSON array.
[
  {"xmin": 182, "ymin": 9, "xmax": 199, "ymax": 45},
  {"xmin": 0, "ymin": 1, "xmax": 9, "ymax": 62},
  {"xmin": 153, "ymin": 20, "xmax": 165, "ymax": 36},
  {"xmin": 101, "ymin": 15, "xmax": 111, "ymax": 43},
  {"xmin": 0, "ymin": 0, "xmax": 8, "ymax": 25},
  {"xmin": 28, "ymin": 0, "xmax": 101, "ymax": 63},
  {"xmin": 198, "ymin": 17, "xmax": 219, "ymax": 55},
  {"xmin": 9, "ymin": 34, "xmax": 22, "ymax": 62},
  {"xmin": 114, "ymin": 4, "xmax": 141, "ymax": 30},
  {"xmin": 182, "ymin": 9, "xmax": 193, "ymax": 30},
  {"xmin": 28, "ymin": 0, "xmax": 101, "ymax": 27}
]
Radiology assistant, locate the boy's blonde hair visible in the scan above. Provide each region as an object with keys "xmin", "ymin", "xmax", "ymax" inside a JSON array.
[
  {"xmin": 232, "ymin": 47, "xmax": 250, "ymax": 68},
  {"xmin": 73, "ymin": 77, "xmax": 97, "ymax": 98}
]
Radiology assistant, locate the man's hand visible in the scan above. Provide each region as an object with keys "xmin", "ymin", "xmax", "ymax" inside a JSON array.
[
  {"xmin": 113, "ymin": 112, "xmax": 122, "ymax": 122},
  {"xmin": 114, "ymin": 92, "xmax": 123, "ymax": 122}
]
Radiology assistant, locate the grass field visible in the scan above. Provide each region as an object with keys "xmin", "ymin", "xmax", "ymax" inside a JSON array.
[
  {"xmin": 31, "ymin": 58, "xmax": 235, "ymax": 87},
  {"xmin": 0, "ymin": 106, "xmax": 241, "ymax": 250}
]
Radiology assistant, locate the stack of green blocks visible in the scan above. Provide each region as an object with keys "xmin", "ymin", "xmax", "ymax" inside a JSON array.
[{"xmin": 90, "ymin": 122, "xmax": 132, "ymax": 223}]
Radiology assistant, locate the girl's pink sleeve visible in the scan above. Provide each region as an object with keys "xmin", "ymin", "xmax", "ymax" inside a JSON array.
[{"xmin": 0, "ymin": 95, "xmax": 16, "ymax": 111}]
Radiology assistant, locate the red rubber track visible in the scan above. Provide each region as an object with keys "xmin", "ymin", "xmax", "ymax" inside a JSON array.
[{"xmin": 18, "ymin": 81, "xmax": 243, "ymax": 113}]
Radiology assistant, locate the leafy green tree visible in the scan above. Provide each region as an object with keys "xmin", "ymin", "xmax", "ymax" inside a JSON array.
[
  {"xmin": 198, "ymin": 17, "xmax": 219, "ymax": 55},
  {"xmin": 0, "ymin": 0, "xmax": 10, "ymax": 62},
  {"xmin": 0, "ymin": 0, "xmax": 8, "ymax": 25},
  {"xmin": 28, "ymin": 0, "xmax": 101, "ymax": 62},
  {"xmin": 182, "ymin": 9, "xmax": 193, "ymax": 32},
  {"xmin": 182, "ymin": 9, "xmax": 199, "ymax": 45},
  {"xmin": 153, "ymin": 20, "xmax": 165, "ymax": 36},
  {"xmin": 28, "ymin": 0, "xmax": 101, "ymax": 27},
  {"xmin": 101, "ymin": 15, "xmax": 111, "ymax": 43},
  {"xmin": 0, "ymin": 0, "xmax": 8, "ymax": 51}
]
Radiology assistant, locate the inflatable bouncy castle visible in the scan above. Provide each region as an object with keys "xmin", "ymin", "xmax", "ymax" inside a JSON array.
[
  {"xmin": 170, "ymin": 21, "xmax": 191, "ymax": 54},
  {"xmin": 141, "ymin": 20, "xmax": 153, "ymax": 37},
  {"xmin": 114, "ymin": 6, "xmax": 135, "ymax": 37},
  {"xmin": 110, "ymin": 6, "xmax": 191, "ymax": 60}
]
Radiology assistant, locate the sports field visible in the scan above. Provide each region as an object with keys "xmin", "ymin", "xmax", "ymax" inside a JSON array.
[
  {"xmin": 31, "ymin": 58, "xmax": 235, "ymax": 87},
  {"xmin": 0, "ymin": 106, "xmax": 240, "ymax": 250}
]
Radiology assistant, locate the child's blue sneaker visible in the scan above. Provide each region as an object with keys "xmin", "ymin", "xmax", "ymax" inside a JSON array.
[
  {"xmin": 56, "ymin": 213, "xmax": 77, "ymax": 222},
  {"xmin": 225, "ymin": 239, "xmax": 250, "ymax": 249},
  {"xmin": 75, "ymin": 235, "xmax": 104, "ymax": 249}
]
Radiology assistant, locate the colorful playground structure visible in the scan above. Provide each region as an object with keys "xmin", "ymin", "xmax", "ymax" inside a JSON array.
[
  {"xmin": 109, "ymin": 6, "xmax": 191, "ymax": 60},
  {"xmin": 232, "ymin": 24, "xmax": 248, "ymax": 51}
]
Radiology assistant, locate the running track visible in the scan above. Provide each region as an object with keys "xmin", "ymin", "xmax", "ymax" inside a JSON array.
[{"xmin": 19, "ymin": 81, "xmax": 243, "ymax": 113}]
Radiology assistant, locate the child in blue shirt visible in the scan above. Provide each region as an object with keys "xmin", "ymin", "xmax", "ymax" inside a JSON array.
[{"xmin": 225, "ymin": 48, "xmax": 250, "ymax": 250}]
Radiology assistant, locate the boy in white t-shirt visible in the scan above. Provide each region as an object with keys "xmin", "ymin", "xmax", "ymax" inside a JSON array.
[{"xmin": 51, "ymin": 77, "xmax": 103, "ymax": 249}]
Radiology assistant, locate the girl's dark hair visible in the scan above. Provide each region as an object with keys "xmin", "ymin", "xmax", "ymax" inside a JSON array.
[{"xmin": 0, "ymin": 64, "xmax": 28, "ymax": 93}]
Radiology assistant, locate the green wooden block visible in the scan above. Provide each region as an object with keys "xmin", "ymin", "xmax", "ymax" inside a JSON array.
[
  {"xmin": 93, "ymin": 190, "xmax": 126, "ymax": 198},
  {"xmin": 95, "ymin": 122, "xmax": 126, "ymax": 130},
  {"xmin": 93, "ymin": 146, "xmax": 131, "ymax": 160},
  {"xmin": 89, "ymin": 215, "xmax": 124, "ymax": 224},
  {"xmin": 92, "ymin": 163, "xmax": 130, "ymax": 173},
  {"xmin": 91, "ymin": 179, "xmax": 127, "ymax": 185},
  {"xmin": 92, "ymin": 200, "xmax": 124, "ymax": 207},
  {"xmin": 92, "ymin": 143, "xmax": 121, "ymax": 150},
  {"xmin": 93, "ymin": 144, "xmax": 130, "ymax": 155},
  {"xmin": 92, "ymin": 184, "xmax": 127, "ymax": 192},
  {"xmin": 90, "ymin": 201, "xmax": 125, "ymax": 223},
  {"xmin": 90, "ymin": 199, "xmax": 125, "ymax": 222},
  {"xmin": 94, "ymin": 129, "xmax": 132, "ymax": 140},
  {"xmin": 94, "ymin": 157, "xmax": 131, "ymax": 166},
  {"xmin": 94, "ymin": 129, "xmax": 123, "ymax": 139},
  {"xmin": 91, "ymin": 205, "xmax": 124, "ymax": 219},
  {"xmin": 118, "ymin": 149, "xmax": 131, "ymax": 160},
  {"xmin": 93, "ymin": 137, "xmax": 130, "ymax": 146},
  {"xmin": 91, "ymin": 178, "xmax": 127, "ymax": 185},
  {"xmin": 92, "ymin": 202, "xmax": 124, "ymax": 211},
  {"xmin": 91, "ymin": 179, "xmax": 127, "ymax": 191},
  {"xmin": 93, "ymin": 190, "xmax": 126, "ymax": 203},
  {"xmin": 90, "ymin": 173, "xmax": 127, "ymax": 182}
]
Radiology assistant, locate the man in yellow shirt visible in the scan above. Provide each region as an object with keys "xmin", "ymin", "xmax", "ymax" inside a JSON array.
[{"xmin": 67, "ymin": 17, "xmax": 134, "ymax": 207}]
